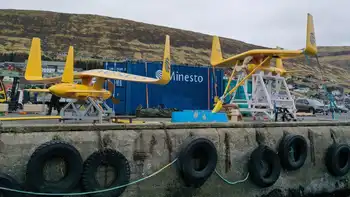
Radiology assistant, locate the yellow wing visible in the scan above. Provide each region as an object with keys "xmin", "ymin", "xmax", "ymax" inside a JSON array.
[
  {"xmin": 210, "ymin": 13, "xmax": 317, "ymax": 67},
  {"xmin": 75, "ymin": 35, "xmax": 171, "ymax": 84},
  {"xmin": 24, "ymin": 35, "xmax": 171, "ymax": 85},
  {"xmin": 24, "ymin": 75, "xmax": 81, "ymax": 84},
  {"xmin": 24, "ymin": 38, "xmax": 77, "ymax": 84},
  {"xmin": 24, "ymin": 89, "xmax": 107, "ymax": 93},
  {"xmin": 24, "ymin": 38, "xmax": 81, "ymax": 84},
  {"xmin": 75, "ymin": 69, "xmax": 162, "ymax": 84},
  {"xmin": 212, "ymin": 49, "xmax": 304, "ymax": 67}
]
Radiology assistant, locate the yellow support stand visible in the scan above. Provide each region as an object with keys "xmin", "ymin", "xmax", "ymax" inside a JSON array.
[{"xmin": 212, "ymin": 56, "xmax": 272, "ymax": 113}]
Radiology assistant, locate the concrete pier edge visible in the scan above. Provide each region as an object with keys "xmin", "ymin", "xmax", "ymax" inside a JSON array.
[
  {"xmin": 1, "ymin": 120, "xmax": 350, "ymax": 133},
  {"xmin": 0, "ymin": 121, "xmax": 350, "ymax": 197}
]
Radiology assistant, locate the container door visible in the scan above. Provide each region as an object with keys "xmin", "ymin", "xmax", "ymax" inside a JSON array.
[
  {"xmin": 113, "ymin": 62, "xmax": 127, "ymax": 114},
  {"xmin": 104, "ymin": 62, "xmax": 127, "ymax": 114},
  {"xmin": 104, "ymin": 62, "xmax": 114, "ymax": 109},
  {"xmin": 125, "ymin": 61, "xmax": 146, "ymax": 115},
  {"xmin": 147, "ymin": 63, "xmax": 209, "ymax": 110}
]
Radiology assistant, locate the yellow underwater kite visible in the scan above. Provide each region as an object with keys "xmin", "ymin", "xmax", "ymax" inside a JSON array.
[
  {"xmin": 211, "ymin": 13, "xmax": 317, "ymax": 113},
  {"xmin": 25, "ymin": 35, "xmax": 172, "ymax": 101}
]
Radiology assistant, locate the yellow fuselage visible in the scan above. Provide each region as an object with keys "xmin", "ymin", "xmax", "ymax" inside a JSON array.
[
  {"xmin": 48, "ymin": 83, "xmax": 111, "ymax": 100},
  {"xmin": 247, "ymin": 64, "xmax": 287, "ymax": 76}
]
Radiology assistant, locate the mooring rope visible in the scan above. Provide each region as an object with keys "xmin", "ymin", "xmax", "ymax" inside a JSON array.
[{"xmin": 0, "ymin": 158, "xmax": 249, "ymax": 196}]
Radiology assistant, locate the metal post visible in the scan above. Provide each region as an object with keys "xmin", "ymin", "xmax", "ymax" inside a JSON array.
[{"xmin": 145, "ymin": 61, "xmax": 149, "ymax": 108}]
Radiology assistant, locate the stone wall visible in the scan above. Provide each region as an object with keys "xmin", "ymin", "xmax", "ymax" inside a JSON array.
[{"xmin": 1, "ymin": 121, "xmax": 350, "ymax": 197}]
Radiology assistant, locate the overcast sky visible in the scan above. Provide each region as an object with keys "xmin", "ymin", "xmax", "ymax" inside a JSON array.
[{"xmin": 1, "ymin": 0, "xmax": 349, "ymax": 49}]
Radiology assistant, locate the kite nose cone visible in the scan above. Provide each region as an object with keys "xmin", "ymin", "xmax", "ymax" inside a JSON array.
[
  {"xmin": 48, "ymin": 85, "xmax": 54, "ymax": 91},
  {"xmin": 48, "ymin": 84, "xmax": 64, "ymax": 96},
  {"xmin": 48, "ymin": 85, "xmax": 56, "ymax": 92}
]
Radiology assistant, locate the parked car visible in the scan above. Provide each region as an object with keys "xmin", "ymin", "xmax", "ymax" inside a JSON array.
[
  {"xmin": 295, "ymin": 98, "xmax": 328, "ymax": 114},
  {"xmin": 345, "ymin": 103, "xmax": 350, "ymax": 110},
  {"xmin": 335, "ymin": 105, "xmax": 348, "ymax": 113}
]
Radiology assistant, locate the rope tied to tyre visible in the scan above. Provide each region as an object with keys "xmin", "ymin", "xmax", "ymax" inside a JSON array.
[
  {"xmin": 248, "ymin": 145, "xmax": 281, "ymax": 188},
  {"xmin": 0, "ymin": 157, "xmax": 249, "ymax": 196},
  {"xmin": 25, "ymin": 140, "xmax": 84, "ymax": 193},
  {"xmin": 95, "ymin": 129, "xmax": 122, "ymax": 197},
  {"xmin": 0, "ymin": 137, "xmax": 250, "ymax": 196},
  {"xmin": 0, "ymin": 158, "xmax": 178, "ymax": 196},
  {"xmin": 3, "ymin": 134, "xmax": 326, "ymax": 194},
  {"xmin": 176, "ymin": 136, "xmax": 218, "ymax": 188}
]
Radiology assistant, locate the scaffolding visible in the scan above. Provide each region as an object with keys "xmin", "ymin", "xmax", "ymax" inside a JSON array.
[
  {"xmin": 227, "ymin": 70, "xmax": 296, "ymax": 121},
  {"xmin": 59, "ymin": 97, "xmax": 113, "ymax": 123}
]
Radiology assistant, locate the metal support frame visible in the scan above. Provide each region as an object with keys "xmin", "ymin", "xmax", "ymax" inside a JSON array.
[
  {"xmin": 323, "ymin": 84, "xmax": 339, "ymax": 120},
  {"xmin": 228, "ymin": 70, "xmax": 296, "ymax": 120},
  {"xmin": 59, "ymin": 97, "xmax": 113, "ymax": 123}
]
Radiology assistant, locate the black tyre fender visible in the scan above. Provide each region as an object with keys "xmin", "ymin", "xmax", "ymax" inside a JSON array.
[
  {"xmin": 278, "ymin": 134, "xmax": 308, "ymax": 171},
  {"xmin": 177, "ymin": 136, "xmax": 217, "ymax": 188},
  {"xmin": 81, "ymin": 149, "xmax": 131, "ymax": 197},
  {"xmin": 0, "ymin": 173, "xmax": 23, "ymax": 197},
  {"xmin": 25, "ymin": 140, "xmax": 83, "ymax": 193},
  {"xmin": 325, "ymin": 143, "xmax": 350, "ymax": 177},
  {"xmin": 176, "ymin": 164, "xmax": 208, "ymax": 188},
  {"xmin": 248, "ymin": 145, "xmax": 281, "ymax": 187}
]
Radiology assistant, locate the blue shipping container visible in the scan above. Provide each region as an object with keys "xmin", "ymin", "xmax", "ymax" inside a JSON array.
[
  {"xmin": 103, "ymin": 62, "xmax": 128, "ymax": 114},
  {"xmin": 104, "ymin": 61, "xmax": 223, "ymax": 115},
  {"xmin": 125, "ymin": 61, "xmax": 147, "ymax": 115}
]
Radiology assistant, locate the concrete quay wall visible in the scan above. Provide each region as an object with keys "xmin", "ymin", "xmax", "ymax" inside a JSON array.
[{"xmin": 1, "ymin": 121, "xmax": 350, "ymax": 197}]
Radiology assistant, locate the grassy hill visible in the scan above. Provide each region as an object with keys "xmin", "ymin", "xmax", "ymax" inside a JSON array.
[
  {"xmin": 317, "ymin": 46, "xmax": 350, "ymax": 70},
  {"xmin": 0, "ymin": 9, "xmax": 264, "ymax": 64},
  {"xmin": 0, "ymin": 9, "xmax": 349, "ymax": 88}
]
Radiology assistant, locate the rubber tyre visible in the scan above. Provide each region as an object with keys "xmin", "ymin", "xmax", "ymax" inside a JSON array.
[
  {"xmin": 0, "ymin": 173, "xmax": 23, "ymax": 197},
  {"xmin": 177, "ymin": 136, "xmax": 217, "ymax": 188},
  {"xmin": 81, "ymin": 149, "xmax": 131, "ymax": 197},
  {"xmin": 325, "ymin": 143, "xmax": 350, "ymax": 177},
  {"xmin": 278, "ymin": 134, "xmax": 308, "ymax": 171},
  {"xmin": 25, "ymin": 140, "xmax": 83, "ymax": 193},
  {"xmin": 177, "ymin": 165, "xmax": 207, "ymax": 188},
  {"xmin": 248, "ymin": 145, "xmax": 281, "ymax": 187}
]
